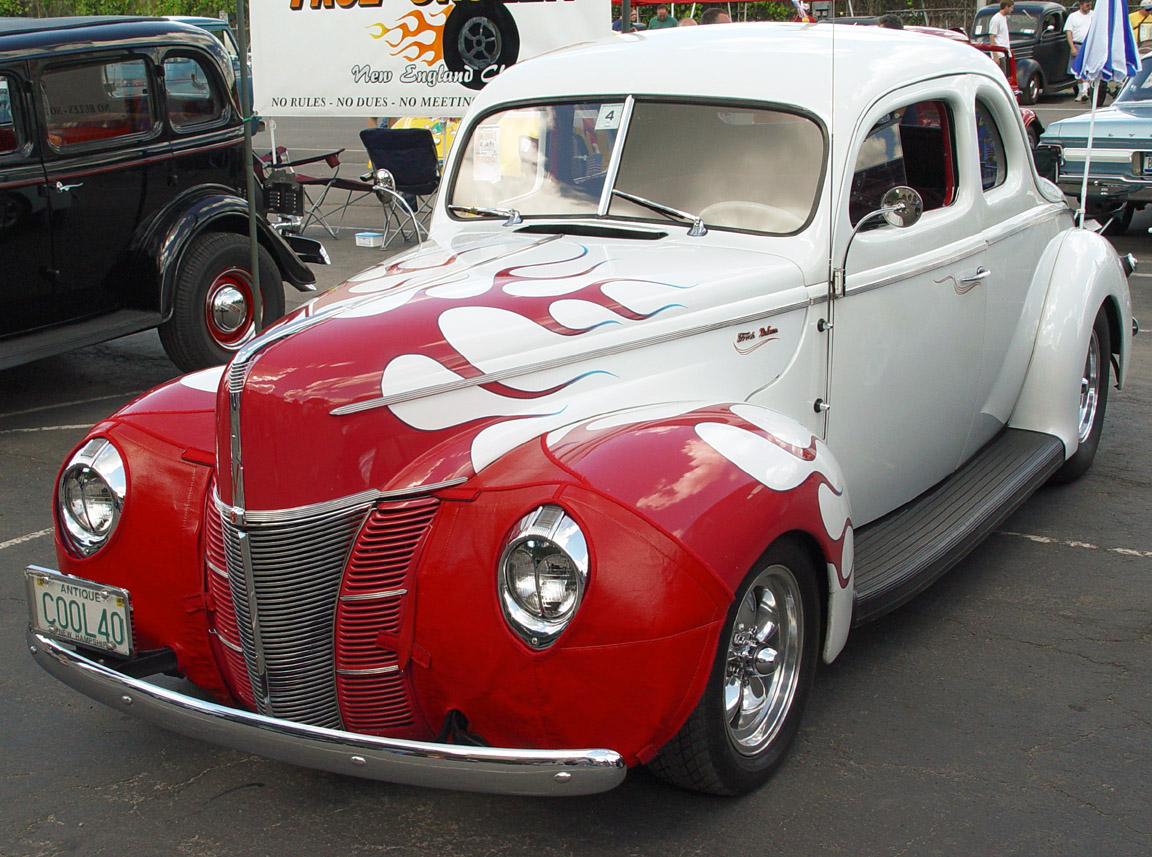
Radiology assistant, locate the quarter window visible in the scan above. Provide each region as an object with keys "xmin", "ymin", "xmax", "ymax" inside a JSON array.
[
  {"xmin": 976, "ymin": 101, "xmax": 1007, "ymax": 191},
  {"xmin": 0, "ymin": 76, "xmax": 17, "ymax": 155},
  {"xmin": 850, "ymin": 100, "xmax": 956, "ymax": 225},
  {"xmin": 163, "ymin": 55, "xmax": 225, "ymax": 129},
  {"xmin": 41, "ymin": 59, "xmax": 155, "ymax": 150}
]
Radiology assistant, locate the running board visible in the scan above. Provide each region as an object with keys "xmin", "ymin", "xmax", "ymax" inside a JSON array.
[{"xmin": 852, "ymin": 429, "xmax": 1065, "ymax": 626}]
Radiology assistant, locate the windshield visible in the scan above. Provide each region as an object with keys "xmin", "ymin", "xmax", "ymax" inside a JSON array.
[
  {"xmin": 1115, "ymin": 56, "xmax": 1152, "ymax": 103},
  {"xmin": 972, "ymin": 10, "xmax": 1040, "ymax": 39},
  {"xmin": 449, "ymin": 99, "xmax": 825, "ymax": 235}
]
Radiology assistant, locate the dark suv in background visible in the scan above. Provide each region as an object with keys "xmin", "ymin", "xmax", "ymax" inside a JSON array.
[{"xmin": 0, "ymin": 16, "xmax": 321, "ymax": 373}]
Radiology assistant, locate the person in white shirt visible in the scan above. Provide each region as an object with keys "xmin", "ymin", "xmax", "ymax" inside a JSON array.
[
  {"xmin": 988, "ymin": 0, "xmax": 1014, "ymax": 76},
  {"xmin": 1065, "ymin": 0, "xmax": 1095, "ymax": 101}
]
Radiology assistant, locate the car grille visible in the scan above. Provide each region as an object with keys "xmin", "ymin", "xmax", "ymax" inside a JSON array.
[{"xmin": 204, "ymin": 480, "xmax": 437, "ymax": 735}]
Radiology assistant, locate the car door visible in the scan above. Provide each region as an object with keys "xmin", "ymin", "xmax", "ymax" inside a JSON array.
[
  {"xmin": 36, "ymin": 52, "xmax": 167, "ymax": 323},
  {"xmin": 0, "ymin": 64, "xmax": 53, "ymax": 339},
  {"xmin": 825, "ymin": 87, "xmax": 988, "ymax": 526},
  {"xmin": 963, "ymin": 88, "xmax": 1067, "ymax": 460},
  {"xmin": 1035, "ymin": 10, "xmax": 1070, "ymax": 86}
]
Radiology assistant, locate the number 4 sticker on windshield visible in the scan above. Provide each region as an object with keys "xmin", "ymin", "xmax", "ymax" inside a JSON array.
[{"xmin": 596, "ymin": 103, "xmax": 624, "ymax": 130}]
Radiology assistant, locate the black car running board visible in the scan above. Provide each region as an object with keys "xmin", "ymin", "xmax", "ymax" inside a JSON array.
[{"xmin": 852, "ymin": 429, "xmax": 1065, "ymax": 626}]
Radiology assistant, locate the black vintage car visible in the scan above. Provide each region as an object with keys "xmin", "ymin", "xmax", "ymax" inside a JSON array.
[
  {"xmin": 0, "ymin": 16, "xmax": 322, "ymax": 373},
  {"xmin": 972, "ymin": 1, "xmax": 1075, "ymax": 104}
]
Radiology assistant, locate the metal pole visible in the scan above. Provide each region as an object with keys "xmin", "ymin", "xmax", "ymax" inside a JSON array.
[
  {"xmin": 622, "ymin": 0, "xmax": 632, "ymax": 33},
  {"xmin": 236, "ymin": 0, "xmax": 261, "ymax": 301}
]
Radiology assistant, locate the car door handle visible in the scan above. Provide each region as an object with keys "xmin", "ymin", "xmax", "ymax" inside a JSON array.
[
  {"xmin": 55, "ymin": 181, "xmax": 83, "ymax": 193},
  {"xmin": 959, "ymin": 266, "xmax": 991, "ymax": 284}
]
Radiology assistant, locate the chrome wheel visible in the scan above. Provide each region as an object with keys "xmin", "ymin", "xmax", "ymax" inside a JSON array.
[
  {"xmin": 1076, "ymin": 327, "xmax": 1101, "ymax": 444},
  {"xmin": 204, "ymin": 267, "xmax": 256, "ymax": 351},
  {"xmin": 723, "ymin": 564, "xmax": 804, "ymax": 756}
]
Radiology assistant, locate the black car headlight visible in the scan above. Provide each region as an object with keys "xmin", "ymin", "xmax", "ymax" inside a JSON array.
[
  {"xmin": 58, "ymin": 438, "xmax": 126, "ymax": 557},
  {"xmin": 498, "ymin": 505, "xmax": 589, "ymax": 649}
]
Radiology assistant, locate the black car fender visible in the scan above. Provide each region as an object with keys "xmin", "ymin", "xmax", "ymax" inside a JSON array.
[
  {"xmin": 130, "ymin": 184, "xmax": 316, "ymax": 319},
  {"xmin": 1015, "ymin": 56, "xmax": 1045, "ymax": 88}
]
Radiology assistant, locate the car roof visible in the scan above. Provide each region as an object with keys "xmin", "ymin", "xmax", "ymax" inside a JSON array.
[
  {"xmin": 974, "ymin": 2, "xmax": 1067, "ymax": 17},
  {"xmin": 0, "ymin": 16, "xmax": 214, "ymax": 50},
  {"xmin": 165, "ymin": 16, "xmax": 227, "ymax": 28},
  {"xmin": 476, "ymin": 22, "xmax": 1007, "ymax": 129}
]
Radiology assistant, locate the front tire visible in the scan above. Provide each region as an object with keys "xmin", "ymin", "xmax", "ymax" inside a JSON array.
[
  {"xmin": 1051, "ymin": 306, "xmax": 1111, "ymax": 484},
  {"xmin": 649, "ymin": 537, "xmax": 819, "ymax": 795},
  {"xmin": 159, "ymin": 232, "xmax": 285, "ymax": 373},
  {"xmin": 1022, "ymin": 73, "xmax": 1041, "ymax": 105}
]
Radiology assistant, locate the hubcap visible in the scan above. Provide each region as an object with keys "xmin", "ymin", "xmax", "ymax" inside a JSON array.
[
  {"xmin": 723, "ymin": 564, "xmax": 803, "ymax": 756},
  {"xmin": 1076, "ymin": 328, "xmax": 1101, "ymax": 444},
  {"xmin": 459, "ymin": 18, "xmax": 501, "ymax": 69},
  {"xmin": 204, "ymin": 268, "xmax": 256, "ymax": 350}
]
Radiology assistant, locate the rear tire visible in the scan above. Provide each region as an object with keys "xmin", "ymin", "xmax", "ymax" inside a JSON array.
[
  {"xmin": 159, "ymin": 232, "xmax": 285, "ymax": 373},
  {"xmin": 648, "ymin": 537, "xmax": 819, "ymax": 795},
  {"xmin": 1022, "ymin": 73, "xmax": 1041, "ymax": 105},
  {"xmin": 1051, "ymin": 306, "xmax": 1111, "ymax": 484}
]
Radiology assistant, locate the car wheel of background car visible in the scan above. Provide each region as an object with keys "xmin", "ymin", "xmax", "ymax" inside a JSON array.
[
  {"xmin": 1100, "ymin": 203, "xmax": 1134, "ymax": 236},
  {"xmin": 1022, "ymin": 73, "xmax": 1041, "ymax": 105},
  {"xmin": 443, "ymin": 0, "xmax": 520, "ymax": 91},
  {"xmin": 159, "ymin": 232, "xmax": 285, "ymax": 372},
  {"xmin": 649, "ymin": 537, "xmax": 819, "ymax": 795},
  {"xmin": 1050, "ymin": 306, "xmax": 1111, "ymax": 484},
  {"xmin": 1027, "ymin": 123, "xmax": 1041, "ymax": 149}
]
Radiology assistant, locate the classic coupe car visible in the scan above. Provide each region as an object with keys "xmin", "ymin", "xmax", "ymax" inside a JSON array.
[
  {"xmin": 0, "ymin": 17, "xmax": 321, "ymax": 372},
  {"xmin": 1040, "ymin": 53, "xmax": 1152, "ymax": 233},
  {"xmin": 972, "ymin": 1, "xmax": 1075, "ymax": 104},
  {"xmin": 25, "ymin": 24, "xmax": 1133, "ymax": 797}
]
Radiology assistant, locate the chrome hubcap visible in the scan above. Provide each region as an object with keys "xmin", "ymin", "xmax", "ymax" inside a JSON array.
[
  {"xmin": 724, "ymin": 564, "xmax": 803, "ymax": 756},
  {"xmin": 1077, "ymin": 329, "xmax": 1101, "ymax": 444},
  {"xmin": 210, "ymin": 285, "xmax": 248, "ymax": 334},
  {"xmin": 459, "ymin": 18, "xmax": 500, "ymax": 68}
]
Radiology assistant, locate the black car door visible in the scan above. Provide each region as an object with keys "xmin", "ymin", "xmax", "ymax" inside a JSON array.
[
  {"xmin": 1036, "ymin": 11, "xmax": 1071, "ymax": 86},
  {"xmin": 0, "ymin": 63, "xmax": 53, "ymax": 338},
  {"xmin": 36, "ymin": 52, "xmax": 168, "ymax": 323}
]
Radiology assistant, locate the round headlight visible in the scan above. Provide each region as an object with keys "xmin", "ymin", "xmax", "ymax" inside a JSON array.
[
  {"xmin": 58, "ymin": 438, "xmax": 126, "ymax": 557},
  {"xmin": 498, "ymin": 505, "xmax": 589, "ymax": 649}
]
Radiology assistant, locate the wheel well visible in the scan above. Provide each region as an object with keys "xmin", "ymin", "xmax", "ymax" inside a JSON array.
[
  {"xmin": 775, "ymin": 530, "xmax": 829, "ymax": 654},
  {"xmin": 1102, "ymin": 295, "xmax": 1122, "ymax": 368}
]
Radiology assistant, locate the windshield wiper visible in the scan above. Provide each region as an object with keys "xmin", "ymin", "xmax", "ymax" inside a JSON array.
[
  {"xmin": 610, "ymin": 189, "xmax": 707, "ymax": 236},
  {"xmin": 448, "ymin": 204, "xmax": 522, "ymax": 226}
]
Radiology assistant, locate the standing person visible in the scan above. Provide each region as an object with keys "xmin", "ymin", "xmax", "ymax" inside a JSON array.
[
  {"xmin": 1065, "ymin": 0, "xmax": 1095, "ymax": 102},
  {"xmin": 1131, "ymin": 0, "xmax": 1152, "ymax": 48},
  {"xmin": 700, "ymin": 7, "xmax": 732, "ymax": 24},
  {"xmin": 647, "ymin": 4, "xmax": 678, "ymax": 29},
  {"xmin": 988, "ymin": 1, "xmax": 1014, "ymax": 76}
]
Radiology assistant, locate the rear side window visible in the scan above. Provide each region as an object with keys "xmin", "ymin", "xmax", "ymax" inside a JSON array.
[
  {"xmin": 163, "ymin": 54, "xmax": 226, "ymax": 129},
  {"xmin": 0, "ymin": 76, "xmax": 17, "ymax": 155},
  {"xmin": 976, "ymin": 100, "xmax": 1007, "ymax": 191},
  {"xmin": 849, "ymin": 100, "xmax": 956, "ymax": 225},
  {"xmin": 41, "ymin": 58, "xmax": 156, "ymax": 150}
]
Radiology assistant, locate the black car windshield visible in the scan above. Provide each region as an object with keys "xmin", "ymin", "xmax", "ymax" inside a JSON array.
[
  {"xmin": 1115, "ymin": 57, "xmax": 1152, "ymax": 103},
  {"xmin": 972, "ymin": 9, "xmax": 1041, "ymax": 38},
  {"xmin": 449, "ymin": 99, "xmax": 825, "ymax": 235}
]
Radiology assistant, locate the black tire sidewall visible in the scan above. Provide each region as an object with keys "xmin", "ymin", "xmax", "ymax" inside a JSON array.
[
  {"xmin": 699, "ymin": 538, "xmax": 820, "ymax": 790},
  {"xmin": 160, "ymin": 232, "xmax": 284, "ymax": 372}
]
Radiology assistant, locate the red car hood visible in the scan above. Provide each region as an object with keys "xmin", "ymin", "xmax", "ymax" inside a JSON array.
[{"xmin": 214, "ymin": 231, "xmax": 808, "ymax": 512}]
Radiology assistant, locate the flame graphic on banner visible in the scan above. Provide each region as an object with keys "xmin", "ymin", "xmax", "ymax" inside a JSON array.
[{"xmin": 367, "ymin": 6, "xmax": 449, "ymax": 67}]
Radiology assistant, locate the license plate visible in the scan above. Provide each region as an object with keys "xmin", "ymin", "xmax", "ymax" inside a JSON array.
[
  {"xmin": 25, "ymin": 567, "xmax": 133, "ymax": 657},
  {"xmin": 1143, "ymin": 153, "xmax": 1152, "ymax": 175}
]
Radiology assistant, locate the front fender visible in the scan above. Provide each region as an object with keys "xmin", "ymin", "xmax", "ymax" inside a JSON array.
[
  {"xmin": 1010, "ymin": 228, "xmax": 1132, "ymax": 455},
  {"xmin": 545, "ymin": 402, "xmax": 855, "ymax": 664},
  {"xmin": 132, "ymin": 185, "xmax": 316, "ymax": 317}
]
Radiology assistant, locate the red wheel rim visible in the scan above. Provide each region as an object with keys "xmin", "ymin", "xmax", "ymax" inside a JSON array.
[{"xmin": 203, "ymin": 267, "xmax": 256, "ymax": 350}]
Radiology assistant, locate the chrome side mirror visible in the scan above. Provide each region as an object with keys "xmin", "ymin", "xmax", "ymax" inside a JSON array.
[{"xmin": 879, "ymin": 186, "xmax": 923, "ymax": 228}]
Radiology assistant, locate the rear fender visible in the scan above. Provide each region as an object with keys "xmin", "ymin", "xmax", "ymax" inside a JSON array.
[
  {"xmin": 1010, "ymin": 229, "xmax": 1132, "ymax": 455},
  {"xmin": 546, "ymin": 402, "xmax": 855, "ymax": 664}
]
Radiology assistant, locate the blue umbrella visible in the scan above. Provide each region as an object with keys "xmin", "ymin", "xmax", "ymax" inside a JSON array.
[{"xmin": 1071, "ymin": 0, "xmax": 1140, "ymax": 227}]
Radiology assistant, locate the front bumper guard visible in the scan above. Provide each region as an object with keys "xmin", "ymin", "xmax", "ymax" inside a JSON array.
[{"xmin": 27, "ymin": 629, "xmax": 627, "ymax": 796}]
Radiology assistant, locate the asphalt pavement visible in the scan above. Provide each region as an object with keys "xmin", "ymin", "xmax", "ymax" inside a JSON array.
[{"xmin": 0, "ymin": 94, "xmax": 1149, "ymax": 857}]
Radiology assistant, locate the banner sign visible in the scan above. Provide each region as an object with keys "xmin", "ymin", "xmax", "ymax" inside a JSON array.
[{"xmin": 250, "ymin": 0, "xmax": 611, "ymax": 118}]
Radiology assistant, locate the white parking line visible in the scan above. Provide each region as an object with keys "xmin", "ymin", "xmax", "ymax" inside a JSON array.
[
  {"xmin": 997, "ymin": 530, "xmax": 1152, "ymax": 559},
  {"xmin": 0, "ymin": 425, "xmax": 92, "ymax": 435},
  {"xmin": 1, "ymin": 392, "xmax": 143, "ymax": 419},
  {"xmin": 0, "ymin": 529, "xmax": 52, "ymax": 552}
]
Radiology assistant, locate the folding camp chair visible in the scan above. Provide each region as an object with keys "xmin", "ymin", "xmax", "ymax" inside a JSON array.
[
  {"xmin": 359, "ymin": 127, "xmax": 441, "ymax": 246},
  {"xmin": 258, "ymin": 147, "xmax": 375, "ymax": 238}
]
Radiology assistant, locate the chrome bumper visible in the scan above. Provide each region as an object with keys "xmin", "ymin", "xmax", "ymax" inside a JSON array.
[{"xmin": 27, "ymin": 629, "xmax": 627, "ymax": 796}]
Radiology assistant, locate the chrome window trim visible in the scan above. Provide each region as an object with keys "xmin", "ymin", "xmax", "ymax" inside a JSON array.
[
  {"xmin": 983, "ymin": 204, "xmax": 1066, "ymax": 246},
  {"xmin": 331, "ymin": 299, "xmax": 814, "ymax": 416},
  {"xmin": 844, "ymin": 240, "xmax": 986, "ymax": 297}
]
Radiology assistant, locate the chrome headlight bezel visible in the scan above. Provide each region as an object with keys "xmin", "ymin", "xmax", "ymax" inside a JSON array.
[
  {"xmin": 498, "ymin": 505, "xmax": 589, "ymax": 650},
  {"xmin": 57, "ymin": 438, "xmax": 126, "ymax": 558}
]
